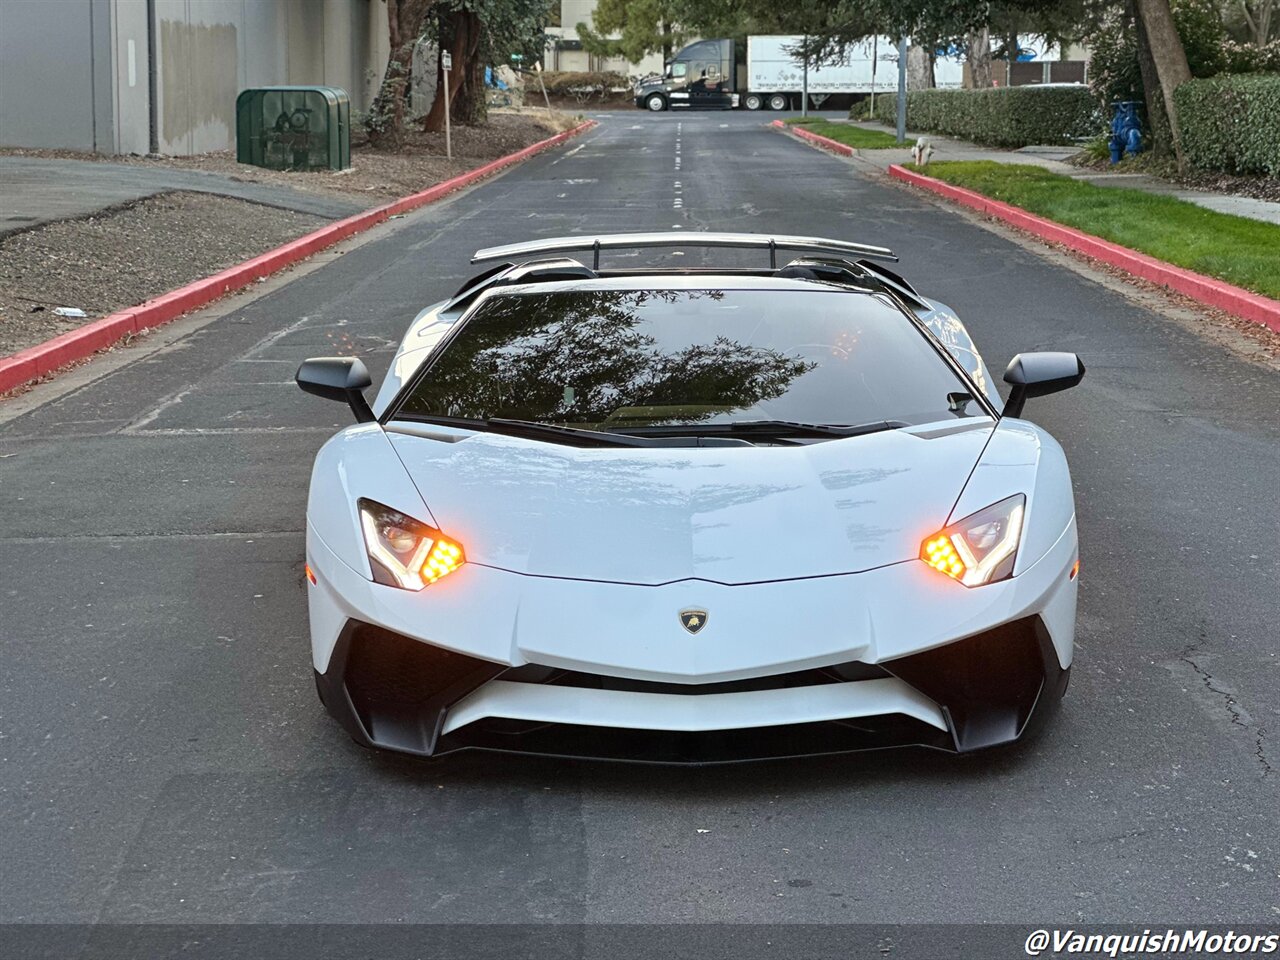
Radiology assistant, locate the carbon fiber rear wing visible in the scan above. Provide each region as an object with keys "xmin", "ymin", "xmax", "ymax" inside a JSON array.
[{"xmin": 471, "ymin": 232, "xmax": 898, "ymax": 269}]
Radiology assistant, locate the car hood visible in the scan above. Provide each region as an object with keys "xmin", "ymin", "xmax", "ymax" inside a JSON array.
[{"xmin": 386, "ymin": 421, "xmax": 994, "ymax": 585}]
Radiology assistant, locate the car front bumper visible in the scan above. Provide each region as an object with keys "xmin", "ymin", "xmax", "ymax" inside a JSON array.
[{"xmin": 306, "ymin": 518, "xmax": 1077, "ymax": 763}]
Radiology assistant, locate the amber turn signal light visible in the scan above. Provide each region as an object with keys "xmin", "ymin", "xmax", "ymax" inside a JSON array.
[
  {"xmin": 421, "ymin": 536, "xmax": 465, "ymax": 584},
  {"xmin": 922, "ymin": 535, "xmax": 966, "ymax": 580},
  {"xmin": 920, "ymin": 495, "xmax": 1025, "ymax": 587},
  {"xmin": 359, "ymin": 499, "xmax": 466, "ymax": 590}
]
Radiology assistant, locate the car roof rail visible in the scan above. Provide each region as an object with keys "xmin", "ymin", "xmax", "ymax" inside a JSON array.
[{"xmin": 471, "ymin": 232, "xmax": 897, "ymax": 269}]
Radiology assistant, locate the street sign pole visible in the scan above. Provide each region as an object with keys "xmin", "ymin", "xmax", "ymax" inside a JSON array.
[
  {"xmin": 442, "ymin": 49, "xmax": 453, "ymax": 160},
  {"xmin": 870, "ymin": 35, "xmax": 877, "ymax": 118},
  {"xmin": 801, "ymin": 36, "xmax": 809, "ymax": 118},
  {"xmin": 535, "ymin": 61, "xmax": 551, "ymax": 112},
  {"xmin": 896, "ymin": 36, "xmax": 908, "ymax": 145}
]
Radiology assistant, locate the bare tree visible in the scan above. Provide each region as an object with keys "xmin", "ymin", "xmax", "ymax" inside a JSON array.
[
  {"xmin": 367, "ymin": 0, "xmax": 436, "ymax": 149},
  {"xmin": 1135, "ymin": 0, "xmax": 1193, "ymax": 171},
  {"xmin": 1239, "ymin": 0, "xmax": 1276, "ymax": 43}
]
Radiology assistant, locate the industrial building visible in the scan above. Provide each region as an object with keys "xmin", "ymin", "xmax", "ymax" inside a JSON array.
[{"xmin": 0, "ymin": 0, "xmax": 390, "ymax": 155}]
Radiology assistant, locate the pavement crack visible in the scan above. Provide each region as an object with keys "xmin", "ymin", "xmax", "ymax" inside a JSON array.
[
  {"xmin": 1179, "ymin": 649, "xmax": 1273, "ymax": 777},
  {"xmin": 1181, "ymin": 653, "xmax": 1248, "ymax": 729}
]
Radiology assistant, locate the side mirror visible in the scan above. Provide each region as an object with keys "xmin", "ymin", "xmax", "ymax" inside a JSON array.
[
  {"xmin": 1001, "ymin": 352, "xmax": 1085, "ymax": 418},
  {"xmin": 296, "ymin": 357, "xmax": 376, "ymax": 423}
]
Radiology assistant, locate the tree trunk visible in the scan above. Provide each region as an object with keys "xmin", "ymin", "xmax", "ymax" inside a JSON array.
[
  {"xmin": 661, "ymin": 20, "xmax": 673, "ymax": 63},
  {"xmin": 1133, "ymin": 0, "xmax": 1171, "ymax": 157},
  {"xmin": 452, "ymin": 10, "xmax": 487, "ymax": 125},
  {"xmin": 965, "ymin": 29, "xmax": 993, "ymax": 88},
  {"xmin": 906, "ymin": 45, "xmax": 934, "ymax": 90},
  {"xmin": 367, "ymin": 0, "xmax": 434, "ymax": 149},
  {"xmin": 1135, "ymin": 0, "xmax": 1193, "ymax": 171},
  {"xmin": 424, "ymin": 9, "xmax": 471, "ymax": 134}
]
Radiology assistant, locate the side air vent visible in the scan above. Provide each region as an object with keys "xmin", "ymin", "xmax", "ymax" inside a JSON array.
[
  {"xmin": 445, "ymin": 257, "xmax": 597, "ymax": 314},
  {"xmin": 495, "ymin": 257, "xmax": 596, "ymax": 286},
  {"xmin": 778, "ymin": 256, "xmax": 927, "ymax": 309}
]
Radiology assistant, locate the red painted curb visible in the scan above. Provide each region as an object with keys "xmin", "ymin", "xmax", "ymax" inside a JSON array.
[
  {"xmin": 771, "ymin": 119, "xmax": 855, "ymax": 157},
  {"xmin": 0, "ymin": 119, "xmax": 597, "ymax": 395},
  {"xmin": 889, "ymin": 163, "xmax": 1280, "ymax": 334}
]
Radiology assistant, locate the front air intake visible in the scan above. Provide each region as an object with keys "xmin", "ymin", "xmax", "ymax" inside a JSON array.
[{"xmin": 320, "ymin": 622, "xmax": 504, "ymax": 754}]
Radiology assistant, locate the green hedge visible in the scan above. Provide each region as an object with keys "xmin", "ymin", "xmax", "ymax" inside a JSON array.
[
  {"xmin": 870, "ymin": 86, "xmax": 1101, "ymax": 147},
  {"xmin": 1175, "ymin": 74, "xmax": 1280, "ymax": 176},
  {"xmin": 538, "ymin": 71, "xmax": 631, "ymax": 100}
]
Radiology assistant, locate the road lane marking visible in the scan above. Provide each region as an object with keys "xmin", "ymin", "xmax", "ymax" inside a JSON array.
[
  {"xmin": 548, "ymin": 143, "xmax": 587, "ymax": 165},
  {"xmin": 0, "ymin": 530, "xmax": 306, "ymax": 544}
]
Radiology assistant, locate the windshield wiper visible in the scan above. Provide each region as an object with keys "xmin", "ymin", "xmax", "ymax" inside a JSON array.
[
  {"xmin": 486, "ymin": 418, "xmax": 666, "ymax": 447},
  {"xmin": 397, "ymin": 414, "xmax": 664, "ymax": 447},
  {"xmin": 394, "ymin": 415, "xmax": 906, "ymax": 447},
  {"xmin": 611, "ymin": 419, "xmax": 910, "ymax": 440}
]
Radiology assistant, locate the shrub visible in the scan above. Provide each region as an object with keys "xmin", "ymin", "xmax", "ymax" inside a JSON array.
[
  {"xmin": 1089, "ymin": 6, "xmax": 1145, "ymax": 108},
  {"xmin": 1173, "ymin": 0, "xmax": 1230, "ymax": 77},
  {"xmin": 1175, "ymin": 74, "xmax": 1280, "ymax": 175},
  {"xmin": 847, "ymin": 98, "xmax": 874, "ymax": 121},
  {"xmin": 1222, "ymin": 40, "xmax": 1280, "ymax": 73},
  {"xmin": 872, "ymin": 85, "xmax": 1101, "ymax": 147},
  {"xmin": 537, "ymin": 71, "xmax": 631, "ymax": 102}
]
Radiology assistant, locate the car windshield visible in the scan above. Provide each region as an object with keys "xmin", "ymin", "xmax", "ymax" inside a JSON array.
[{"xmin": 393, "ymin": 288, "xmax": 981, "ymax": 432}]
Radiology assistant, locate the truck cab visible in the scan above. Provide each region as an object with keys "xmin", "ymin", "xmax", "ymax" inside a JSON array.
[{"xmin": 634, "ymin": 39, "xmax": 736, "ymax": 112}]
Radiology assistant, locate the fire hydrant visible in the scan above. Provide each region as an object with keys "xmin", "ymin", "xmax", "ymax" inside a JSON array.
[{"xmin": 1109, "ymin": 101, "xmax": 1143, "ymax": 163}]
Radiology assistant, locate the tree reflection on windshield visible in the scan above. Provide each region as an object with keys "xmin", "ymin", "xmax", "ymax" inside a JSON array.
[{"xmin": 399, "ymin": 289, "xmax": 816, "ymax": 427}]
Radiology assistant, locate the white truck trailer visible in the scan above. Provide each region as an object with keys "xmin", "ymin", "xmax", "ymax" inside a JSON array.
[
  {"xmin": 633, "ymin": 35, "xmax": 966, "ymax": 112},
  {"xmin": 742, "ymin": 35, "xmax": 964, "ymax": 111}
]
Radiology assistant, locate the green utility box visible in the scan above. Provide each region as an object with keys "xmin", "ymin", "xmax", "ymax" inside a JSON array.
[{"xmin": 236, "ymin": 86, "xmax": 351, "ymax": 171}]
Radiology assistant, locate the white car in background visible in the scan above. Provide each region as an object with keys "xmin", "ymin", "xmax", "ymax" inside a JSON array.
[{"xmin": 296, "ymin": 233, "xmax": 1084, "ymax": 763}]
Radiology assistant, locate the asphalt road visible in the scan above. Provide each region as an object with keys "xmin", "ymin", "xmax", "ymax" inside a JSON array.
[
  {"xmin": 2, "ymin": 112, "xmax": 1278, "ymax": 954},
  {"xmin": 0, "ymin": 157, "xmax": 363, "ymax": 237}
]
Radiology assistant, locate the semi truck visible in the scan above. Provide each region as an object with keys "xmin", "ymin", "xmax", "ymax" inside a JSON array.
[{"xmin": 634, "ymin": 36, "xmax": 964, "ymax": 112}]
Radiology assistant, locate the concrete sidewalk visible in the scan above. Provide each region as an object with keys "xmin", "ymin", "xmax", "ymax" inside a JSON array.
[
  {"xmin": 844, "ymin": 120, "xmax": 1280, "ymax": 226},
  {"xmin": 0, "ymin": 156, "xmax": 366, "ymax": 236}
]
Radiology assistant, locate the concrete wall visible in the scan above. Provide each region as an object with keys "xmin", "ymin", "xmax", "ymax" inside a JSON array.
[
  {"xmin": 0, "ymin": 0, "xmax": 115, "ymax": 152},
  {"xmin": 111, "ymin": 0, "xmax": 153, "ymax": 154},
  {"xmin": 153, "ymin": 0, "xmax": 240, "ymax": 154},
  {"xmin": 154, "ymin": 0, "xmax": 387, "ymax": 155},
  {"xmin": 0, "ymin": 0, "xmax": 389, "ymax": 155}
]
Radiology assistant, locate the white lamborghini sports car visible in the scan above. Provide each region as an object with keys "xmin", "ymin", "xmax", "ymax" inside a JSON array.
[{"xmin": 297, "ymin": 233, "xmax": 1084, "ymax": 763}]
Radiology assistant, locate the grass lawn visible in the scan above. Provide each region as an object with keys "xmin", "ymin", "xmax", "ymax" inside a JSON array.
[
  {"xmin": 915, "ymin": 161, "xmax": 1280, "ymax": 300},
  {"xmin": 783, "ymin": 118, "xmax": 901, "ymax": 149}
]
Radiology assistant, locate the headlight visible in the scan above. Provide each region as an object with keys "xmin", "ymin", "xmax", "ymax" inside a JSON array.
[
  {"xmin": 920, "ymin": 494, "xmax": 1025, "ymax": 587},
  {"xmin": 358, "ymin": 499, "xmax": 465, "ymax": 590}
]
